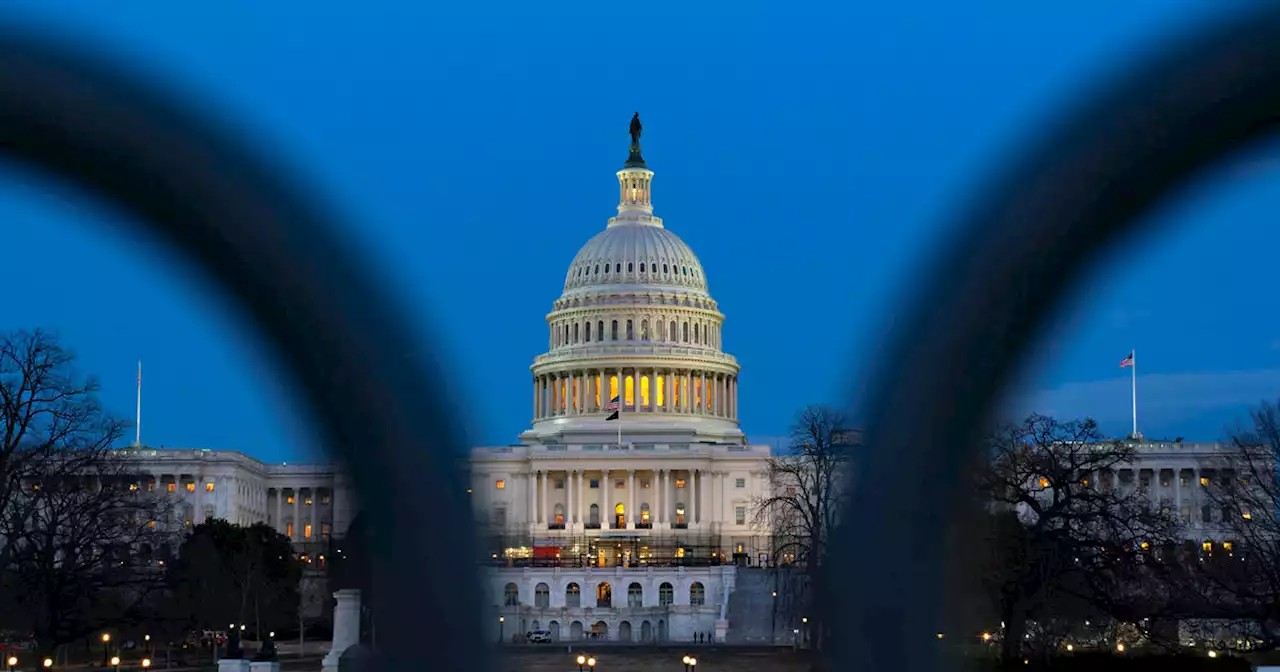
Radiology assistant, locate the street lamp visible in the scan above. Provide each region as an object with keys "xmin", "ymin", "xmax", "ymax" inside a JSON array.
[
  {"xmin": 109, "ymin": 656, "xmax": 120, "ymax": 672},
  {"xmin": 141, "ymin": 659, "xmax": 152, "ymax": 669},
  {"xmin": 6, "ymin": 655, "xmax": 16, "ymax": 670},
  {"xmin": 41, "ymin": 658, "xmax": 51, "ymax": 669},
  {"xmin": 498, "ymin": 616, "xmax": 505, "ymax": 644},
  {"xmin": 682, "ymin": 655, "xmax": 697, "ymax": 671},
  {"xmin": 576, "ymin": 654, "xmax": 587, "ymax": 671},
  {"xmin": 587, "ymin": 657, "xmax": 596, "ymax": 668},
  {"xmin": 101, "ymin": 633, "xmax": 111, "ymax": 666}
]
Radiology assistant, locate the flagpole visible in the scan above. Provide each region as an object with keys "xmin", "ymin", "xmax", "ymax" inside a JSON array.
[
  {"xmin": 135, "ymin": 359, "xmax": 142, "ymax": 446},
  {"xmin": 618, "ymin": 395, "xmax": 623, "ymax": 448},
  {"xmin": 1131, "ymin": 349, "xmax": 1138, "ymax": 440}
]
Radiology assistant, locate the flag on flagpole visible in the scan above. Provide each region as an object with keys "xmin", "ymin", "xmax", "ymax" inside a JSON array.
[
  {"xmin": 604, "ymin": 395, "xmax": 620, "ymax": 421},
  {"xmin": 1120, "ymin": 351, "xmax": 1134, "ymax": 368}
]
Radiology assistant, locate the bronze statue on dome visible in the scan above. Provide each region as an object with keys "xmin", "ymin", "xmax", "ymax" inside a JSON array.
[
  {"xmin": 625, "ymin": 113, "xmax": 647, "ymax": 168},
  {"xmin": 629, "ymin": 112, "xmax": 642, "ymax": 146}
]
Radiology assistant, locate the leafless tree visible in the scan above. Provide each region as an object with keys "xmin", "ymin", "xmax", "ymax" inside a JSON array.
[
  {"xmin": 0, "ymin": 330, "xmax": 174, "ymax": 657},
  {"xmin": 1191, "ymin": 400, "xmax": 1280, "ymax": 649},
  {"xmin": 751, "ymin": 405, "xmax": 857, "ymax": 651},
  {"xmin": 975, "ymin": 414, "xmax": 1182, "ymax": 663}
]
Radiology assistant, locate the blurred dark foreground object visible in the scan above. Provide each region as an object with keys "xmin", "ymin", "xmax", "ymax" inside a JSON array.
[
  {"xmin": 957, "ymin": 653, "xmax": 1250, "ymax": 672},
  {"xmin": 1, "ymin": 5, "xmax": 1280, "ymax": 672}
]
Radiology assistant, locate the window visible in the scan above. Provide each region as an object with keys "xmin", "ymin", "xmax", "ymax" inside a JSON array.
[
  {"xmin": 596, "ymin": 582, "xmax": 612, "ymax": 608},
  {"xmin": 287, "ymin": 495, "xmax": 295, "ymax": 504},
  {"xmin": 203, "ymin": 505, "xmax": 215, "ymax": 522},
  {"xmin": 663, "ymin": 264, "xmax": 669, "ymax": 273},
  {"xmin": 615, "ymin": 263, "xmax": 621, "ymax": 273},
  {"xmin": 675, "ymin": 479, "xmax": 687, "ymax": 489},
  {"xmin": 553, "ymin": 503, "xmax": 566, "ymax": 527},
  {"xmin": 627, "ymin": 262, "xmax": 633, "ymax": 272},
  {"xmin": 626, "ymin": 320, "xmax": 634, "ymax": 340},
  {"xmin": 588, "ymin": 503, "xmax": 600, "ymax": 526},
  {"xmin": 659, "ymin": 582, "xmax": 673, "ymax": 606},
  {"xmin": 615, "ymin": 479, "xmax": 625, "ymax": 489},
  {"xmin": 321, "ymin": 523, "xmax": 331, "ymax": 538},
  {"xmin": 322, "ymin": 493, "xmax": 331, "ymax": 505},
  {"xmin": 690, "ymin": 582, "xmax": 705, "ymax": 606},
  {"xmin": 573, "ymin": 323, "xmax": 579, "ymax": 343},
  {"xmin": 604, "ymin": 264, "xmax": 610, "ymax": 274},
  {"xmin": 304, "ymin": 496, "xmax": 313, "ymax": 506},
  {"xmin": 566, "ymin": 583, "xmax": 581, "ymax": 607},
  {"xmin": 286, "ymin": 522, "xmax": 295, "ymax": 537},
  {"xmin": 185, "ymin": 482, "xmax": 196, "ymax": 493},
  {"xmin": 640, "ymin": 263, "xmax": 646, "ymax": 272},
  {"xmin": 535, "ymin": 583, "xmax": 550, "ymax": 608},
  {"xmin": 597, "ymin": 321, "xmax": 604, "ymax": 341},
  {"xmin": 628, "ymin": 582, "xmax": 643, "ymax": 608},
  {"xmin": 555, "ymin": 479, "xmax": 565, "ymax": 490},
  {"xmin": 735, "ymin": 478, "xmax": 745, "ymax": 488},
  {"xmin": 585, "ymin": 322, "xmax": 591, "ymax": 342},
  {"xmin": 641, "ymin": 478, "xmax": 651, "ymax": 488},
  {"xmin": 669, "ymin": 321, "xmax": 676, "ymax": 342},
  {"xmin": 641, "ymin": 319, "xmax": 649, "ymax": 341},
  {"xmin": 735, "ymin": 506, "xmax": 746, "ymax": 525},
  {"xmin": 589, "ymin": 479, "xmax": 599, "ymax": 489},
  {"xmin": 611, "ymin": 321, "xmax": 618, "ymax": 340},
  {"xmin": 304, "ymin": 523, "xmax": 313, "ymax": 539},
  {"xmin": 504, "ymin": 583, "xmax": 520, "ymax": 606},
  {"xmin": 1200, "ymin": 476, "xmax": 1210, "ymax": 486},
  {"xmin": 495, "ymin": 479, "xmax": 506, "ymax": 489},
  {"xmin": 682, "ymin": 322, "xmax": 689, "ymax": 342},
  {"xmin": 205, "ymin": 482, "xmax": 215, "ymax": 492}
]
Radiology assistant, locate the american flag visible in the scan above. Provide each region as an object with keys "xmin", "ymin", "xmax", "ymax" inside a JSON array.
[
  {"xmin": 604, "ymin": 395, "xmax": 620, "ymax": 421},
  {"xmin": 1120, "ymin": 351, "xmax": 1134, "ymax": 368}
]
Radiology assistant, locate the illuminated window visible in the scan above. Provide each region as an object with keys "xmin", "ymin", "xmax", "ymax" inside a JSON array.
[
  {"xmin": 148, "ymin": 520, "xmax": 156, "ymax": 528},
  {"xmin": 129, "ymin": 483, "xmax": 139, "ymax": 491},
  {"xmin": 675, "ymin": 479, "xmax": 686, "ymax": 489},
  {"xmin": 167, "ymin": 483, "xmax": 176, "ymax": 493},
  {"xmin": 1200, "ymin": 477, "xmax": 1210, "ymax": 486},
  {"xmin": 1202, "ymin": 541, "xmax": 1213, "ymax": 553},
  {"xmin": 304, "ymin": 524, "xmax": 313, "ymax": 539},
  {"xmin": 495, "ymin": 480, "xmax": 506, "ymax": 490},
  {"xmin": 287, "ymin": 523, "xmax": 295, "ymax": 537},
  {"xmin": 185, "ymin": 482, "xmax": 196, "ymax": 493},
  {"xmin": 640, "ymin": 506, "xmax": 651, "ymax": 524},
  {"xmin": 1038, "ymin": 478, "xmax": 1049, "ymax": 488},
  {"xmin": 639, "ymin": 376, "xmax": 649, "ymax": 407},
  {"xmin": 322, "ymin": 493, "xmax": 331, "ymax": 505},
  {"xmin": 305, "ymin": 497, "xmax": 313, "ymax": 506},
  {"xmin": 1243, "ymin": 511, "xmax": 1253, "ymax": 520},
  {"xmin": 640, "ymin": 478, "xmax": 650, "ymax": 488},
  {"xmin": 1140, "ymin": 541, "xmax": 1150, "ymax": 550},
  {"xmin": 656, "ymin": 376, "xmax": 665, "ymax": 406},
  {"xmin": 287, "ymin": 495, "xmax": 295, "ymax": 504},
  {"xmin": 690, "ymin": 582, "xmax": 705, "ymax": 605},
  {"xmin": 625, "ymin": 375, "xmax": 635, "ymax": 406},
  {"xmin": 205, "ymin": 482, "xmax": 215, "ymax": 492},
  {"xmin": 610, "ymin": 375, "xmax": 619, "ymax": 401},
  {"xmin": 1223, "ymin": 541, "xmax": 1234, "ymax": 552}
]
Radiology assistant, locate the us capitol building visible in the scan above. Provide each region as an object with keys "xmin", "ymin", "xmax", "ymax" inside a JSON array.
[{"xmin": 108, "ymin": 116, "xmax": 1244, "ymax": 644}]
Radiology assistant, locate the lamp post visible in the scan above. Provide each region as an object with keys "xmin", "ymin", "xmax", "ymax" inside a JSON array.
[
  {"xmin": 41, "ymin": 658, "xmax": 52, "ymax": 669},
  {"xmin": 143, "ymin": 634, "xmax": 151, "ymax": 657},
  {"xmin": 682, "ymin": 655, "xmax": 697, "ymax": 671},
  {"xmin": 101, "ymin": 634, "xmax": 111, "ymax": 667},
  {"xmin": 576, "ymin": 654, "xmax": 586, "ymax": 671},
  {"xmin": 6, "ymin": 655, "xmax": 16, "ymax": 671},
  {"xmin": 141, "ymin": 658, "xmax": 152, "ymax": 669},
  {"xmin": 498, "ymin": 616, "xmax": 505, "ymax": 644},
  {"xmin": 109, "ymin": 656, "xmax": 120, "ymax": 672},
  {"xmin": 587, "ymin": 656, "xmax": 596, "ymax": 669}
]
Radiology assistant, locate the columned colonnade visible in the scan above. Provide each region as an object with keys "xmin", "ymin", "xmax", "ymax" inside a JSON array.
[
  {"xmin": 533, "ymin": 368, "xmax": 738, "ymax": 421},
  {"xmin": 522, "ymin": 467, "xmax": 732, "ymax": 530}
]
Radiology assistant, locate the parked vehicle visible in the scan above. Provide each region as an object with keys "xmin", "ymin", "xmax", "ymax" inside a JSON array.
[{"xmin": 526, "ymin": 631, "xmax": 553, "ymax": 644}]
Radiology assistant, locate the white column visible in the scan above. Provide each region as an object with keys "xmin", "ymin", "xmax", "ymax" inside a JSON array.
[
  {"xmin": 528, "ymin": 471, "xmax": 537, "ymax": 527},
  {"xmin": 657, "ymin": 470, "xmax": 665, "ymax": 525},
  {"xmin": 540, "ymin": 470, "xmax": 547, "ymax": 525},
  {"xmin": 292, "ymin": 487, "xmax": 301, "ymax": 539},
  {"xmin": 599, "ymin": 468, "xmax": 608, "ymax": 526},
  {"xmin": 627, "ymin": 469, "xmax": 636, "ymax": 529},
  {"xmin": 533, "ymin": 377, "xmax": 540, "ymax": 419},
  {"xmin": 310, "ymin": 488, "xmax": 319, "ymax": 539},
  {"xmin": 321, "ymin": 589, "xmax": 362, "ymax": 672},
  {"xmin": 576, "ymin": 471, "xmax": 585, "ymax": 524},
  {"xmin": 275, "ymin": 489, "xmax": 283, "ymax": 533},
  {"xmin": 688, "ymin": 470, "xmax": 697, "ymax": 526}
]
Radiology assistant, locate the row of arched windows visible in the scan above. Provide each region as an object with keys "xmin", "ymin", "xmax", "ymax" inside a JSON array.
[
  {"xmin": 551, "ymin": 317, "xmax": 721, "ymax": 349},
  {"xmin": 504, "ymin": 581, "xmax": 705, "ymax": 608},
  {"xmin": 571, "ymin": 260, "xmax": 702, "ymax": 284}
]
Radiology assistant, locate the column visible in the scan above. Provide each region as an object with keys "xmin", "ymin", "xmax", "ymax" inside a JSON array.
[
  {"xmin": 193, "ymin": 475, "xmax": 203, "ymax": 524},
  {"xmin": 292, "ymin": 487, "xmax": 301, "ymax": 539},
  {"xmin": 658, "ymin": 470, "xmax": 666, "ymax": 525},
  {"xmin": 690, "ymin": 470, "xmax": 699, "ymax": 526},
  {"xmin": 576, "ymin": 471, "xmax": 585, "ymax": 524},
  {"xmin": 1173, "ymin": 468, "xmax": 1182, "ymax": 521},
  {"xmin": 649, "ymin": 370, "xmax": 658, "ymax": 412},
  {"xmin": 731, "ymin": 377, "xmax": 737, "ymax": 419},
  {"xmin": 701, "ymin": 372, "xmax": 708, "ymax": 414},
  {"xmin": 599, "ymin": 469, "xmax": 608, "ymax": 526},
  {"xmin": 533, "ymin": 377, "xmax": 540, "ymax": 419},
  {"xmin": 528, "ymin": 472, "xmax": 537, "ymax": 526},
  {"xmin": 275, "ymin": 489, "xmax": 283, "ymax": 533},
  {"xmin": 627, "ymin": 470, "xmax": 636, "ymax": 529},
  {"xmin": 664, "ymin": 372, "xmax": 674, "ymax": 412},
  {"xmin": 540, "ymin": 470, "xmax": 548, "ymax": 525},
  {"xmin": 310, "ymin": 488, "xmax": 319, "ymax": 539}
]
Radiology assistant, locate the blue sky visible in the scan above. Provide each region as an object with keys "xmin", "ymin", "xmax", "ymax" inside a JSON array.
[{"xmin": 1, "ymin": 0, "xmax": 1269, "ymax": 461}]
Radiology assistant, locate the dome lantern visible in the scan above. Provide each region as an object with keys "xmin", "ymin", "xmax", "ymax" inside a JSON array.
[{"xmin": 613, "ymin": 113, "xmax": 657, "ymax": 224}]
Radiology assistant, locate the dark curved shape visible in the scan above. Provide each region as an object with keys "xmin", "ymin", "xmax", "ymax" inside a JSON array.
[
  {"xmin": 0, "ymin": 29, "xmax": 483, "ymax": 672},
  {"xmin": 828, "ymin": 5, "xmax": 1280, "ymax": 671}
]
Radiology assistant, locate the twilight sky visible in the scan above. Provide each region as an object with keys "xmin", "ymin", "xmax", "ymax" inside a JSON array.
[{"xmin": 1, "ymin": 0, "xmax": 1271, "ymax": 461}]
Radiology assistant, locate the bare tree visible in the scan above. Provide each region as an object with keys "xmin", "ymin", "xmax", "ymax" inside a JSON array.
[
  {"xmin": 0, "ymin": 330, "xmax": 174, "ymax": 658},
  {"xmin": 975, "ymin": 414, "xmax": 1181, "ymax": 664},
  {"xmin": 1192, "ymin": 400, "xmax": 1280, "ymax": 649},
  {"xmin": 751, "ymin": 405, "xmax": 857, "ymax": 651}
]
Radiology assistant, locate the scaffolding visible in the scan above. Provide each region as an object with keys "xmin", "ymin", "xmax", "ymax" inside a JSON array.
[{"xmin": 477, "ymin": 530, "xmax": 768, "ymax": 568}]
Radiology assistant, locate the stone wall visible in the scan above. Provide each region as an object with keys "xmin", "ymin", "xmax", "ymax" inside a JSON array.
[{"xmin": 725, "ymin": 567, "xmax": 808, "ymax": 645}]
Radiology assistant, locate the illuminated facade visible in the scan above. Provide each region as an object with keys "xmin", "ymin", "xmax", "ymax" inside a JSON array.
[{"xmin": 469, "ymin": 120, "xmax": 774, "ymax": 643}]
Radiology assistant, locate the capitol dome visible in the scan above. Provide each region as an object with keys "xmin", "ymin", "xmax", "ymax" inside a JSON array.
[{"xmin": 524, "ymin": 116, "xmax": 743, "ymax": 445}]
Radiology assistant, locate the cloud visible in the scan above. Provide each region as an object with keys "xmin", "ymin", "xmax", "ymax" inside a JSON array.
[{"xmin": 1012, "ymin": 368, "xmax": 1280, "ymax": 427}]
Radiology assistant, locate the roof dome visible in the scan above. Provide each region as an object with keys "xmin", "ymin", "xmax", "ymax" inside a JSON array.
[{"xmin": 563, "ymin": 223, "xmax": 708, "ymax": 294}]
